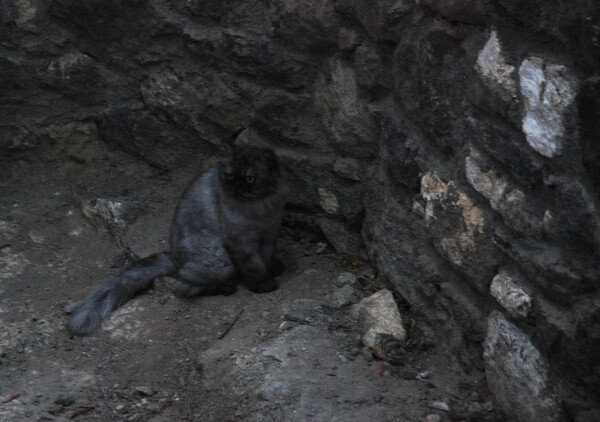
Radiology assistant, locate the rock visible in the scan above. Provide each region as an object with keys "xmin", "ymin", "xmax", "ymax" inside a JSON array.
[
  {"xmin": 82, "ymin": 198, "xmax": 128, "ymax": 249},
  {"xmin": 354, "ymin": 45, "xmax": 385, "ymax": 89},
  {"xmin": 318, "ymin": 188, "xmax": 340, "ymax": 215},
  {"xmin": 333, "ymin": 157, "xmax": 363, "ymax": 181},
  {"xmin": 270, "ymin": 0, "xmax": 340, "ymax": 50},
  {"xmin": 475, "ymin": 30, "xmax": 517, "ymax": 103},
  {"xmin": 329, "ymin": 284, "xmax": 359, "ymax": 308},
  {"xmin": 47, "ymin": 403, "xmax": 64, "ymax": 415},
  {"xmin": 483, "ymin": 312, "xmax": 567, "ymax": 422},
  {"xmin": 420, "ymin": 0, "xmax": 487, "ymax": 24},
  {"xmin": 336, "ymin": 272, "xmax": 357, "ymax": 287},
  {"xmin": 318, "ymin": 218, "xmax": 361, "ymax": 255},
  {"xmin": 54, "ymin": 393, "xmax": 75, "ymax": 406},
  {"xmin": 519, "ymin": 57, "xmax": 578, "ymax": 158},
  {"xmin": 426, "ymin": 415, "xmax": 442, "ymax": 422},
  {"xmin": 429, "ymin": 401, "xmax": 450, "ymax": 412},
  {"xmin": 416, "ymin": 371, "xmax": 430, "ymax": 380},
  {"xmin": 134, "ymin": 386, "xmax": 154, "ymax": 396},
  {"xmin": 350, "ymin": 289, "xmax": 406, "ymax": 359},
  {"xmin": 337, "ymin": 28, "xmax": 362, "ymax": 51},
  {"xmin": 63, "ymin": 302, "xmax": 77, "ymax": 314},
  {"xmin": 467, "ymin": 401, "xmax": 484, "ymax": 413},
  {"xmin": 465, "ymin": 148, "xmax": 535, "ymax": 234},
  {"xmin": 552, "ymin": 178, "xmax": 598, "ymax": 244},
  {"xmin": 490, "ymin": 268, "xmax": 532, "ymax": 319},
  {"xmin": 314, "ymin": 58, "xmax": 379, "ymax": 158},
  {"xmin": 334, "ymin": 0, "xmax": 398, "ymax": 40},
  {"xmin": 420, "ymin": 172, "xmax": 501, "ymax": 293}
]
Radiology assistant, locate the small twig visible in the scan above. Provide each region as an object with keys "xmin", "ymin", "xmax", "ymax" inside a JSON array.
[
  {"xmin": 2, "ymin": 394, "xmax": 19, "ymax": 403},
  {"xmin": 69, "ymin": 405, "xmax": 95, "ymax": 418},
  {"xmin": 218, "ymin": 309, "xmax": 244, "ymax": 340}
]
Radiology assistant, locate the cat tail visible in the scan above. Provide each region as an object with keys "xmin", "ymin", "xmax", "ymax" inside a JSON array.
[{"xmin": 67, "ymin": 252, "xmax": 177, "ymax": 336}]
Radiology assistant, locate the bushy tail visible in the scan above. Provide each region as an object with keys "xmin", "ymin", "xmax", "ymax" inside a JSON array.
[{"xmin": 67, "ymin": 252, "xmax": 177, "ymax": 336}]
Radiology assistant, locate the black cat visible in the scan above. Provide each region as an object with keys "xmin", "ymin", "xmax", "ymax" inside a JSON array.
[{"xmin": 67, "ymin": 144, "xmax": 285, "ymax": 336}]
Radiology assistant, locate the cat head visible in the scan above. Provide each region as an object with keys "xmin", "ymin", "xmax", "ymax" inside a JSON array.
[{"xmin": 218, "ymin": 144, "xmax": 280, "ymax": 200}]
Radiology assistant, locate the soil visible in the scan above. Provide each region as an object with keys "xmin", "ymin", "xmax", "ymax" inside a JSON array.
[{"xmin": 0, "ymin": 140, "xmax": 502, "ymax": 421}]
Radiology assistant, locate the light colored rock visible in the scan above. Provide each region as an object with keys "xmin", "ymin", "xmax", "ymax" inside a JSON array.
[
  {"xmin": 426, "ymin": 415, "xmax": 442, "ymax": 422},
  {"xmin": 47, "ymin": 52, "xmax": 94, "ymax": 78},
  {"xmin": 314, "ymin": 58, "xmax": 378, "ymax": 157},
  {"xmin": 465, "ymin": 149, "xmax": 531, "ymax": 233},
  {"xmin": 490, "ymin": 269, "xmax": 532, "ymax": 319},
  {"xmin": 15, "ymin": 0, "xmax": 38, "ymax": 25},
  {"xmin": 475, "ymin": 30, "xmax": 517, "ymax": 102},
  {"xmin": 337, "ymin": 28, "xmax": 361, "ymax": 51},
  {"xmin": 336, "ymin": 272, "xmax": 357, "ymax": 287},
  {"xmin": 329, "ymin": 285, "xmax": 359, "ymax": 308},
  {"xmin": 350, "ymin": 289, "xmax": 406, "ymax": 359},
  {"xmin": 318, "ymin": 218, "xmax": 361, "ymax": 254},
  {"xmin": 333, "ymin": 157, "xmax": 362, "ymax": 181},
  {"xmin": 82, "ymin": 198, "xmax": 129, "ymax": 249},
  {"xmin": 82, "ymin": 198, "xmax": 126, "ymax": 232},
  {"xmin": 483, "ymin": 312, "xmax": 566, "ymax": 422},
  {"xmin": 429, "ymin": 401, "xmax": 450, "ymax": 412},
  {"xmin": 421, "ymin": 172, "xmax": 489, "ymax": 270},
  {"xmin": 318, "ymin": 188, "xmax": 339, "ymax": 214},
  {"xmin": 519, "ymin": 57, "xmax": 577, "ymax": 158}
]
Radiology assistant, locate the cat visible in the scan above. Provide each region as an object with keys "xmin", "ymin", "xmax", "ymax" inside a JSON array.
[{"xmin": 67, "ymin": 143, "xmax": 285, "ymax": 336}]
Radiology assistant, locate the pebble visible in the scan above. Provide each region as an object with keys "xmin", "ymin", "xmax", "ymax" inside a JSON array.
[
  {"xmin": 47, "ymin": 403, "xmax": 64, "ymax": 415},
  {"xmin": 336, "ymin": 272, "xmax": 357, "ymax": 287},
  {"xmin": 54, "ymin": 393, "xmax": 75, "ymax": 406},
  {"xmin": 278, "ymin": 321, "xmax": 293, "ymax": 330},
  {"xmin": 135, "ymin": 386, "xmax": 154, "ymax": 396},
  {"xmin": 468, "ymin": 401, "xmax": 483, "ymax": 413},
  {"xmin": 315, "ymin": 242, "xmax": 328, "ymax": 254},
  {"xmin": 416, "ymin": 370, "xmax": 430, "ymax": 380},
  {"xmin": 429, "ymin": 401, "xmax": 450, "ymax": 412},
  {"xmin": 426, "ymin": 414, "xmax": 442, "ymax": 422},
  {"xmin": 63, "ymin": 302, "xmax": 77, "ymax": 314}
]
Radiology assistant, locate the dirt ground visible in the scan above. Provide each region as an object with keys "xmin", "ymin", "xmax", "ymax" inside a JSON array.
[{"xmin": 0, "ymin": 139, "xmax": 502, "ymax": 421}]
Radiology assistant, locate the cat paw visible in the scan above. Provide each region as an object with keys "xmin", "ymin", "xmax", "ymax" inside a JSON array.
[
  {"xmin": 246, "ymin": 277, "xmax": 279, "ymax": 293},
  {"xmin": 215, "ymin": 282, "xmax": 238, "ymax": 296},
  {"xmin": 269, "ymin": 258, "xmax": 285, "ymax": 277},
  {"xmin": 170, "ymin": 281, "xmax": 203, "ymax": 298}
]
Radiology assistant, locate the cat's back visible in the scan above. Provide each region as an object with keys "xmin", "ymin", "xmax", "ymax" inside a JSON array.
[{"xmin": 172, "ymin": 168, "xmax": 221, "ymax": 232}]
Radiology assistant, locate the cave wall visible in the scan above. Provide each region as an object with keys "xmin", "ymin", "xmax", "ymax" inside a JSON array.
[{"xmin": 2, "ymin": 0, "xmax": 600, "ymax": 419}]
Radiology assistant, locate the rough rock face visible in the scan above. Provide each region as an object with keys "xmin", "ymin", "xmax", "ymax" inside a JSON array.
[{"xmin": 2, "ymin": 0, "xmax": 599, "ymax": 418}]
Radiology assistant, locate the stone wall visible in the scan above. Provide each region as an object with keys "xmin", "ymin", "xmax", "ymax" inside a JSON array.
[{"xmin": 2, "ymin": 0, "xmax": 599, "ymax": 419}]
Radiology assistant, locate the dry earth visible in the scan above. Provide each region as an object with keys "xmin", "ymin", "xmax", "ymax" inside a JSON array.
[{"xmin": 0, "ymin": 142, "xmax": 501, "ymax": 421}]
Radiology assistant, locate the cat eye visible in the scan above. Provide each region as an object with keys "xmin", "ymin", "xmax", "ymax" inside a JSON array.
[
  {"xmin": 246, "ymin": 176, "xmax": 255, "ymax": 183},
  {"xmin": 224, "ymin": 173, "xmax": 234, "ymax": 180}
]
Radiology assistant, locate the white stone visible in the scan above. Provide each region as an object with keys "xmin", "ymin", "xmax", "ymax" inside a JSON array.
[
  {"xmin": 475, "ymin": 30, "xmax": 517, "ymax": 101},
  {"xmin": 318, "ymin": 188, "xmax": 339, "ymax": 214},
  {"xmin": 490, "ymin": 269, "xmax": 532, "ymax": 319},
  {"xmin": 429, "ymin": 401, "xmax": 450, "ymax": 412},
  {"xmin": 484, "ymin": 312, "xmax": 566, "ymax": 422},
  {"xmin": 519, "ymin": 57, "xmax": 577, "ymax": 158},
  {"xmin": 465, "ymin": 150, "xmax": 528, "ymax": 232},
  {"xmin": 350, "ymin": 289, "xmax": 406, "ymax": 359}
]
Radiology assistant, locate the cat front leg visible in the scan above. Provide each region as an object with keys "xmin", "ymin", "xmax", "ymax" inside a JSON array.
[
  {"xmin": 260, "ymin": 236, "xmax": 284, "ymax": 277},
  {"xmin": 226, "ymin": 237, "xmax": 279, "ymax": 293}
]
